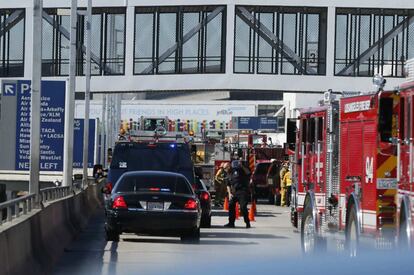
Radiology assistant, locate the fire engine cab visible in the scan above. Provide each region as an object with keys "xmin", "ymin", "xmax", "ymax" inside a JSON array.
[{"xmin": 292, "ymin": 80, "xmax": 400, "ymax": 253}]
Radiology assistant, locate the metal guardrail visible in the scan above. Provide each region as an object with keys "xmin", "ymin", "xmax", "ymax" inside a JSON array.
[
  {"xmin": 40, "ymin": 186, "xmax": 72, "ymax": 203},
  {"xmin": 0, "ymin": 182, "xmax": 85, "ymax": 226},
  {"xmin": 0, "ymin": 194, "xmax": 36, "ymax": 226}
]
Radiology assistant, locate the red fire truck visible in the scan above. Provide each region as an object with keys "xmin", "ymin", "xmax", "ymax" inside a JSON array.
[
  {"xmin": 397, "ymin": 59, "xmax": 414, "ymax": 247},
  {"xmin": 291, "ymin": 83, "xmax": 400, "ymax": 254}
]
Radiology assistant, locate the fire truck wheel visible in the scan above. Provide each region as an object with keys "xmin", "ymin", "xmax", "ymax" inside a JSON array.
[
  {"xmin": 346, "ymin": 205, "xmax": 359, "ymax": 257},
  {"xmin": 301, "ymin": 206, "xmax": 317, "ymax": 254},
  {"xmin": 399, "ymin": 208, "xmax": 410, "ymax": 248}
]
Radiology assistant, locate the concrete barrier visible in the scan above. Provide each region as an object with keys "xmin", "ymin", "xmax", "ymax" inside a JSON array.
[{"xmin": 0, "ymin": 182, "xmax": 103, "ymax": 275}]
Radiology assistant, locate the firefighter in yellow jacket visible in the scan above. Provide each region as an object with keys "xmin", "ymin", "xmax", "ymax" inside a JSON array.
[
  {"xmin": 280, "ymin": 161, "xmax": 289, "ymax": 206},
  {"xmin": 282, "ymin": 168, "xmax": 292, "ymax": 207}
]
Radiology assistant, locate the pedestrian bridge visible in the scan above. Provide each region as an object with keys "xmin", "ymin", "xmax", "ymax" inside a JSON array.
[{"xmin": 0, "ymin": 178, "xmax": 104, "ymax": 275}]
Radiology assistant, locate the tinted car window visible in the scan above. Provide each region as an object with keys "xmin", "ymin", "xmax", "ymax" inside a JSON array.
[{"xmin": 115, "ymin": 174, "xmax": 193, "ymax": 195}]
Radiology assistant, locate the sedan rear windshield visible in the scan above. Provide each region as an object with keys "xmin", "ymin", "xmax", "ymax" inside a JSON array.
[{"xmin": 115, "ymin": 174, "xmax": 193, "ymax": 195}]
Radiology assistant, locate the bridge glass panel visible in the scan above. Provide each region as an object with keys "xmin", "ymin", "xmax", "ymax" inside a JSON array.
[
  {"xmin": 0, "ymin": 9, "xmax": 25, "ymax": 77},
  {"xmin": 41, "ymin": 7, "xmax": 126, "ymax": 76},
  {"xmin": 335, "ymin": 8, "xmax": 414, "ymax": 77},
  {"xmin": 234, "ymin": 6, "xmax": 327, "ymax": 76},
  {"xmin": 134, "ymin": 6, "xmax": 226, "ymax": 75}
]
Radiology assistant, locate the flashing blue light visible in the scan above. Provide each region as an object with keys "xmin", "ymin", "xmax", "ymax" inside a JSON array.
[{"xmin": 169, "ymin": 144, "xmax": 176, "ymax": 148}]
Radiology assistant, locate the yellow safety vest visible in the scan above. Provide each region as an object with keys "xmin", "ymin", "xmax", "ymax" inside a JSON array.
[{"xmin": 283, "ymin": 171, "xmax": 292, "ymax": 187}]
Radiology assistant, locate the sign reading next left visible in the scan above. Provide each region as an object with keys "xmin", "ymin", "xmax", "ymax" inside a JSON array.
[{"xmin": 11, "ymin": 80, "xmax": 66, "ymax": 171}]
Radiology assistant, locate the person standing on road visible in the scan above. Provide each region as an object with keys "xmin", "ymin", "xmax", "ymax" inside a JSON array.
[
  {"xmin": 267, "ymin": 159, "xmax": 281, "ymax": 205},
  {"xmin": 279, "ymin": 161, "xmax": 289, "ymax": 206},
  {"xmin": 214, "ymin": 163, "xmax": 227, "ymax": 207},
  {"xmin": 224, "ymin": 160, "xmax": 251, "ymax": 228},
  {"xmin": 282, "ymin": 167, "xmax": 292, "ymax": 207}
]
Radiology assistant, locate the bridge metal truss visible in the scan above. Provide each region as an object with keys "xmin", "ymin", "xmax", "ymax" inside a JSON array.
[{"xmin": 235, "ymin": 6, "xmax": 317, "ymax": 75}]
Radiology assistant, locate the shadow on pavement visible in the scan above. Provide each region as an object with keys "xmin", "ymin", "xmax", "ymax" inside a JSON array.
[
  {"xmin": 212, "ymin": 210, "xmax": 278, "ymax": 217},
  {"xmin": 52, "ymin": 209, "xmax": 116, "ymax": 275},
  {"xmin": 122, "ymin": 237, "xmax": 182, "ymax": 244},
  {"xmin": 122, "ymin": 237, "xmax": 259, "ymax": 246},
  {"xmin": 202, "ymin": 231, "xmax": 287, "ymax": 240}
]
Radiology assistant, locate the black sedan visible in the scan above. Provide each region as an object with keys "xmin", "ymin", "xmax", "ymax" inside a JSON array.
[
  {"xmin": 104, "ymin": 171, "xmax": 201, "ymax": 242},
  {"xmin": 193, "ymin": 177, "xmax": 212, "ymax": 228}
]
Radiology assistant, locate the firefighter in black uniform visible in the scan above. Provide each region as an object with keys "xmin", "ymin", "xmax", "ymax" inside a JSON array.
[{"xmin": 224, "ymin": 160, "xmax": 251, "ymax": 228}]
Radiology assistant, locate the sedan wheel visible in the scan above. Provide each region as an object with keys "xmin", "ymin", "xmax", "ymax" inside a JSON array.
[
  {"xmin": 346, "ymin": 206, "xmax": 359, "ymax": 257},
  {"xmin": 399, "ymin": 209, "xmax": 411, "ymax": 249}
]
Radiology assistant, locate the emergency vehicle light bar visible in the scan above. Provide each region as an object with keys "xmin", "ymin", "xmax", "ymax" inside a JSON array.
[{"xmin": 126, "ymin": 130, "xmax": 189, "ymax": 143}]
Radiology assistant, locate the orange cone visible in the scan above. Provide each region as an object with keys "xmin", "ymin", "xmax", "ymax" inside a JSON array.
[
  {"xmin": 252, "ymin": 200, "xmax": 257, "ymax": 214},
  {"xmin": 223, "ymin": 197, "xmax": 229, "ymax": 211},
  {"xmin": 249, "ymin": 205, "xmax": 255, "ymax": 222},
  {"xmin": 235, "ymin": 203, "xmax": 240, "ymax": 220}
]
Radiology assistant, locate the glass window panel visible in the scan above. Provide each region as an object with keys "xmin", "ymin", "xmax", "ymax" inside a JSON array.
[
  {"xmin": 358, "ymin": 15, "xmax": 371, "ymax": 76},
  {"xmin": 158, "ymin": 13, "xmax": 177, "ymax": 74},
  {"xmin": 90, "ymin": 14, "xmax": 103, "ymax": 75},
  {"xmin": 257, "ymin": 13, "xmax": 274, "ymax": 74},
  {"xmin": 281, "ymin": 13, "xmax": 297, "ymax": 74},
  {"xmin": 234, "ymin": 15, "xmax": 251, "ymax": 73},
  {"xmin": 60, "ymin": 15, "xmax": 70, "ymax": 76},
  {"xmin": 306, "ymin": 14, "xmax": 320, "ymax": 73},
  {"xmin": 182, "ymin": 12, "xmax": 200, "ymax": 73},
  {"xmin": 135, "ymin": 13, "xmax": 154, "ymax": 74},
  {"xmin": 105, "ymin": 13, "xmax": 125, "ymax": 75},
  {"xmin": 0, "ymin": 9, "xmax": 25, "ymax": 77},
  {"xmin": 205, "ymin": 12, "xmax": 223, "ymax": 73}
]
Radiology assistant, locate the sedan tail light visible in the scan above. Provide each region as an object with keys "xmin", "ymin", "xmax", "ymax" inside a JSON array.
[
  {"xmin": 112, "ymin": 196, "xmax": 128, "ymax": 209},
  {"xmin": 184, "ymin": 199, "xmax": 198, "ymax": 210},
  {"xmin": 201, "ymin": 191, "xmax": 210, "ymax": 201}
]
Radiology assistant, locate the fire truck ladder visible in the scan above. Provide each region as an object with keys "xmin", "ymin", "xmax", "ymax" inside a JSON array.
[{"xmin": 324, "ymin": 99, "xmax": 340, "ymax": 232}]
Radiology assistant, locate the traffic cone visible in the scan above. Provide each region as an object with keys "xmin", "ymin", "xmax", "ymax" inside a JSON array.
[
  {"xmin": 223, "ymin": 197, "xmax": 229, "ymax": 211},
  {"xmin": 249, "ymin": 205, "xmax": 256, "ymax": 222},
  {"xmin": 252, "ymin": 200, "xmax": 257, "ymax": 214},
  {"xmin": 235, "ymin": 203, "xmax": 240, "ymax": 220}
]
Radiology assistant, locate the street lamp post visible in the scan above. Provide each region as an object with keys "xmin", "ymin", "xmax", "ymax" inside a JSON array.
[
  {"xmin": 29, "ymin": 0, "xmax": 43, "ymax": 204},
  {"xmin": 63, "ymin": 0, "xmax": 77, "ymax": 188},
  {"xmin": 82, "ymin": 0, "xmax": 92, "ymax": 188}
]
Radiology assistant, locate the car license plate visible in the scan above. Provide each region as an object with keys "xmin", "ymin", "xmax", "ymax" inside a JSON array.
[{"xmin": 147, "ymin": 202, "xmax": 164, "ymax": 211}]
